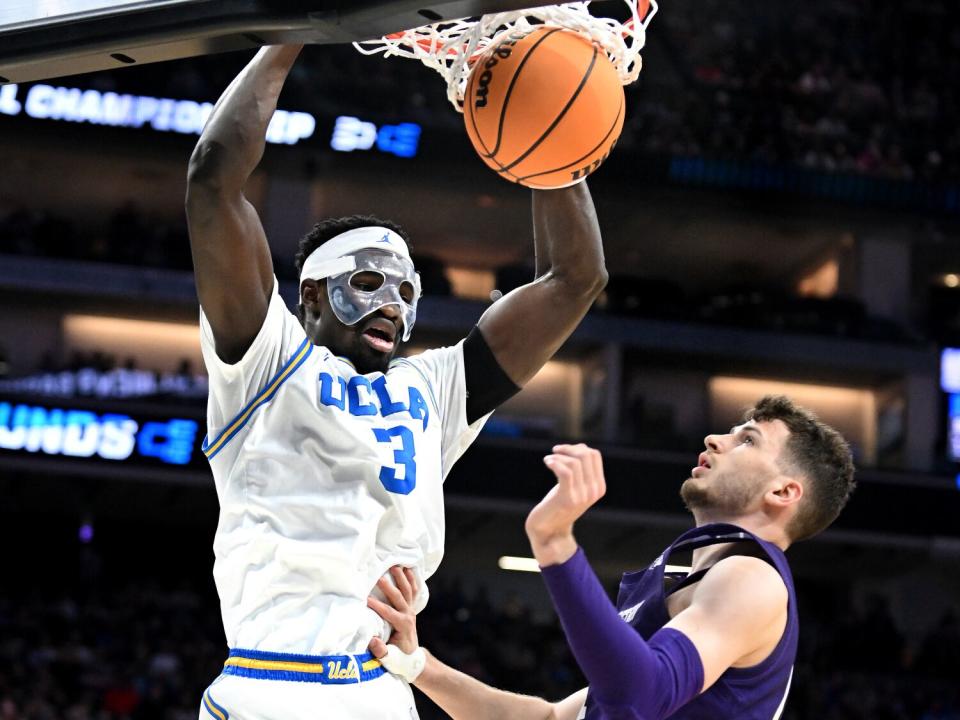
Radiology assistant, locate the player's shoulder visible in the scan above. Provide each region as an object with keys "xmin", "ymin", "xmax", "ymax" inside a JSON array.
[
  {"xmin": 706, "ymin": 554, "xmax": 785, "ymax": 587},
  {"xmin": 389, "ymin": 340, "xmax": 464, "ymax": 373},
  {"xmin": 697, "ymin": 555, "xmax": 787, "ymax": 616},
  {"xmin": 389, "ymin": 343, "xmax": 465, "ymax": 407},
  {"xmin": 253, "ymin": 279, "xmax": 311, "ymax": 352}
]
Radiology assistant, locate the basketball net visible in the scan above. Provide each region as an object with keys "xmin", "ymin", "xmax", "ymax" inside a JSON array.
[{"xmin": 353, "ymin": 0, "xmax": 657, "ymax": 112}]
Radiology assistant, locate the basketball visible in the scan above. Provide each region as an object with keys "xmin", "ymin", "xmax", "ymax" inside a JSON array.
[{"xmin": 463, "ymin": 26, "xmax": 626, "ymax": 189}]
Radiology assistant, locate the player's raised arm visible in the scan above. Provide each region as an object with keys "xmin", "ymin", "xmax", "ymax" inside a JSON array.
[
  {"xmin": 476, "ymin": 183, "xmax": 606, "ymax": 387},
  {"xmin": 527, "ymin": 445, "xmax": 789, "ymax": 719},
  {"xmin": 185, "ymin": 45, "xmax": 303, "ymax": 364}
]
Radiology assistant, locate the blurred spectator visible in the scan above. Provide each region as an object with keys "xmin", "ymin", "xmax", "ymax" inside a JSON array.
[
  {"xmin": 916, "ymin": 609, "xmax": 960, "ymax": 680},
  {"xmin": 0, "ymin": 205, "xmax": 191, "ymax": 272},
  {"xmin": 641, "ymin": 0, "xmax": 960, "ymax": 183}
]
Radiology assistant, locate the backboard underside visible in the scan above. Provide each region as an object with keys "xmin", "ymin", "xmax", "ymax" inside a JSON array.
[{"xmin": 0, "ymin": 0, "xmax": 540, "ymax": 84}]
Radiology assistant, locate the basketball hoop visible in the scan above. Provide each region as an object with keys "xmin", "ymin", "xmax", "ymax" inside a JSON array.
[{"xmin": 353, "ymin": 0, "xmax": 657, "ymax": 112}]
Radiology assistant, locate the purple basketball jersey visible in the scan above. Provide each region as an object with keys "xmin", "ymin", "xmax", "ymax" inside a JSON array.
[{"xmin": 582, "ymin": 523, "xmax": 798, "ymax": 720}]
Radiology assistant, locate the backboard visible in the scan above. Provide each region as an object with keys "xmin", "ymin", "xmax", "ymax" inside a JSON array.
[{"xmin": 0, "ymin": 0, "xmax": 540, "ymax": 84}]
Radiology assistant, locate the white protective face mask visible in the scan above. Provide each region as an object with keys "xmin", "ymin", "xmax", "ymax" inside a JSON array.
[
  {"xmin": 325, "ymin": 248, "xmax": 421, "ymax": 341},
  {"xmin": 299, "ymin": 226, "xmax": 421, "ymax": 342}
]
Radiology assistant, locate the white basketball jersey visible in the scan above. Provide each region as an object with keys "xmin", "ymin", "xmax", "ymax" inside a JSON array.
[{"xmin": 199, "ymin": 279, "xmax": 488, "ymax": 655}]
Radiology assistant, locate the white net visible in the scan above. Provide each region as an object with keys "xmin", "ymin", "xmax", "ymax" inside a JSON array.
[{"xmin": 353, "ymin": 0, "xmax": 658, "ymax": 112}]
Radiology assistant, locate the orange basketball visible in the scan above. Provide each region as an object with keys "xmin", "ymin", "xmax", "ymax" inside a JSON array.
[{"xmin": 463, "ymin": 26, "xmax": 625, "ymax": 189}]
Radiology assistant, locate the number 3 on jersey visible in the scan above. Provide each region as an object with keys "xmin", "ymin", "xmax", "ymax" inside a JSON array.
[{"xmin": 373, "ymin": 426, "xmax": 417, "ymax": 494}]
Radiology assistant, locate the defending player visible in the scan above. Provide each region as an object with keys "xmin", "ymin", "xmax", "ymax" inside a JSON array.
[
  {"xmin": 186, "ymin": 45, "xmax": 607, "ymax": 718},
  {"xmin": 369, "ymin": 396, "xmax": 856, "ymax": 719}
]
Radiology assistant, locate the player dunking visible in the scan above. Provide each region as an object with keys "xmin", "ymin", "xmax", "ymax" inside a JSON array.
[
  {"xmin": 186, "ymin": 45, "xmax": 607, "ymax": 718},
  {"xmin": 369, "ymin": 396, "xmax": 856, "ymax": 719}
]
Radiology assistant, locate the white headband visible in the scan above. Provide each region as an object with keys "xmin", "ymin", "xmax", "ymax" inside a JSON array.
[{"xmin": 299, "ymin": 226, "xmax": 411, "ymax": 282}]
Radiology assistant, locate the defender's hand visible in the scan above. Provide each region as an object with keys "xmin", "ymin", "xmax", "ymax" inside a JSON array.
[
  {"xmin": 367, "ymin": 566, "xmax": 419, "ymax": 656},
  {"xmin": 525, "ymin": 444, "xmax": 606, "ymax": 566}
]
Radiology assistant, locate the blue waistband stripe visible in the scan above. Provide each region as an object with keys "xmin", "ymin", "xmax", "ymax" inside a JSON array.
[{"xmin": 222, "ymin": 648, "xmax": 385, "ymax": 684}]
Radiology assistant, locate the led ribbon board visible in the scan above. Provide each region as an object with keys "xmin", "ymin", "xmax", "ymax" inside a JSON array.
[
  {"xmin": 0, "ymin": 368, "xmax": 207, "ymax": 400},
  {"xmin": 331, "ymin": 116, "xmax": 422, "ymax": 158},
  {"xmin": 0, "ymin": 397, "xmax": 204, "ymax": 468},
  {"xmin": 0, "ymin": 83, "xmax": 315, "ymax": 145}
]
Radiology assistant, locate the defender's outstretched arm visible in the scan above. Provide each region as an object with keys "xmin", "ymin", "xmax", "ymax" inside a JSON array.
[
  {"xmin": 412, "ymin": 651, "xmax": 586, "ymax": 720},
  {"xmin": 185, "ymin": 45, "xmax": 303, "ymax": 364}
]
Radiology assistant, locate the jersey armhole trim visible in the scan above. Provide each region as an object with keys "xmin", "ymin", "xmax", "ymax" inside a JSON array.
[{"xmin": 203, "ymin": 337, "xmax": 313, "ymax": 461}]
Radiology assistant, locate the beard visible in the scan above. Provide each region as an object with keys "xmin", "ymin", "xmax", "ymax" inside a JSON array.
[
  {"xmin": 320, "ymin": 326, "xmax": 398, "ymax": 375},
  {"xmin": 680, "ymin": 472, "xmax": 760, "ymax": 517},
  {"xmin": 349, "ymin": 339, "xmax": 396, "ymax": 374}
]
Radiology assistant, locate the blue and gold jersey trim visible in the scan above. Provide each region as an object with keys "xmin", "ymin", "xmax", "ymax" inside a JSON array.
[
  {"xmin": 202, "ymin": 337, "xmax": 314, "ymax": 461},
  {"xmin": 222, "ymin": 648, "xmax": 385, "ymax": 684},
  {"xmin": 202, "ymin": 688, "xmax": 229, "ymax": 720}
]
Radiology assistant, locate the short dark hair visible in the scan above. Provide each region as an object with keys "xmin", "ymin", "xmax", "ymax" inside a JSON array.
[
  {"xmin": 293, "ymin": 215, "xmax": 411, "ymax": 321},
  {"xmin": 745, "ymin": 395, "xmax": 855, "ymax": 542}
]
